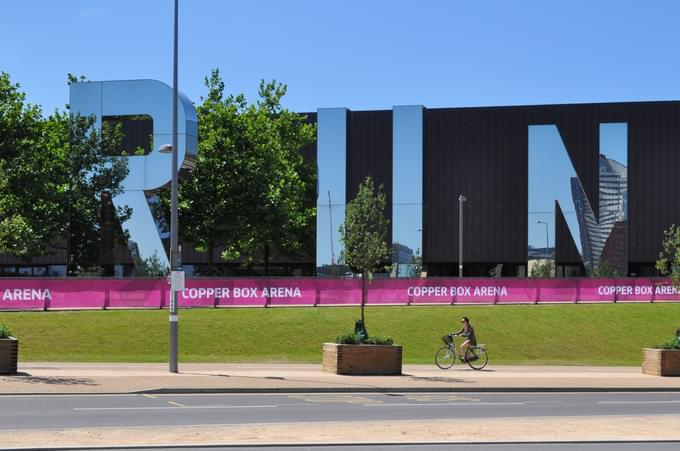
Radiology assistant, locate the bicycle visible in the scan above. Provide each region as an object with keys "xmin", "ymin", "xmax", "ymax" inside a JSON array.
[{"xmin": 435, "ymin": 333, "xmax": 488, "ymax": 370}]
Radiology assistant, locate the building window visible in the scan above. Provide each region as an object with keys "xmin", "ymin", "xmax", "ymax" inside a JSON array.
[
  {"xmin": 32, "ymin": 267, "xmax": 47, "ymax": 276},
  {"xmin": 17, "ymin": 267, "xmax": 32, "ymax": 276},
  {"xmin": 48, "ymin": 265, "xmax": 67, "ymax": 277}
]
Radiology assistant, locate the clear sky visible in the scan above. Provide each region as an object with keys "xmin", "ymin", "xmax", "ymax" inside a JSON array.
[
  {"xmin": 3, "ymin": 0, "xmax": 680, "ymax": 115},
  {"xmin": 1, "ymin": 0, "xmax": 675, "ymax": 269}
]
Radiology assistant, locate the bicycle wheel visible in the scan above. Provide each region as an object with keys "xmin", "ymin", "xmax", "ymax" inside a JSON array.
[
  {"xmin": 465, "ymin": 346, "xmax": 488, "ymax": 370},
  {"xmin": 435, "ymin": 346, "xmax": 456, "ymax": 369}
]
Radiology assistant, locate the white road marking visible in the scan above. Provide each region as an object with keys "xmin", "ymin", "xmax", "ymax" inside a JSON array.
[{"xmin": 73, "ymin": 404, "xmax": 277, "ymax": 411}]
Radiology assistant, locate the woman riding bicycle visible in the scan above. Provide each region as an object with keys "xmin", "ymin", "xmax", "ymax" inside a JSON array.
[{"xmin": 453, "ymin": 317, "xmax": 476, "ymax": 362}]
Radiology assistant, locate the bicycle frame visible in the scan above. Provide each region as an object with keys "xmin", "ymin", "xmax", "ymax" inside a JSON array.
[{"xmin": 443, "ymin": 336, "xmax": 461, "ymax": 358}]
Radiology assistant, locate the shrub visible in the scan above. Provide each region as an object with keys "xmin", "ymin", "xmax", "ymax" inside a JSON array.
[
  {"xmin": 365, "ymin": 335, "xmax": 394, "ymax": 346},
  {"xmin": 656, "ymin": 337, "xmax": 680, "ymax": 350},
  {"xmin": 0, "ymin": 324, "xmax": 12, "ymax": 339},
  {"xmin": 335, "ymin": 332, "xmax": 394, "ymax": 345},
  {"xmin": 335, "ymin": 332, "xmax": 360, "ymax": 345}
]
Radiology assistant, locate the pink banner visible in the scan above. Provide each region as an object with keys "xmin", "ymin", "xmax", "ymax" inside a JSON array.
[{"xmin": 1, "ymin": 277, "xmax": 680, "ymax": 311}]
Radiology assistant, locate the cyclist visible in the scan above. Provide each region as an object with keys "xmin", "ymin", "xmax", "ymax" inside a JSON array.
[{"xmin": 453, "ymin": 317, "xmax": 476, "ymax": 362}]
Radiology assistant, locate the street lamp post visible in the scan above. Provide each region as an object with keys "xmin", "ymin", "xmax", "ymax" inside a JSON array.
[
  {"xmin": 160, "ymin": 0, "xmax": 181, "ymax": 374},
  {"xmin": 170, "ymin": 0, "xmax": 180, "ymax": 374},
  {"xmin": 458, "ymin": 195, "xmax": 466, "ymax": 278},
  {"xmin": 537, "ymin": 220, "xmax": 549, "ymax": 259}
]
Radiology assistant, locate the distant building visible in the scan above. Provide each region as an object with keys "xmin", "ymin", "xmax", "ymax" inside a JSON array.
[
  {"xmin": 571, "ymin": 155, "xmax": 627, "ymax": 269},
  {"xmin": 527, "ymin": 245, "xmax": 555, "ymax": 260},
  {"xmin": 392, "ymin": 243, "xmax": 414, "ymax": 264}
]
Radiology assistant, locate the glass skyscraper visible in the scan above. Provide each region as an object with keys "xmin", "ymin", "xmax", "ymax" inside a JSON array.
[{"xmin": 571, "ymin": 154, "xmax": 627, "ymax": 270}]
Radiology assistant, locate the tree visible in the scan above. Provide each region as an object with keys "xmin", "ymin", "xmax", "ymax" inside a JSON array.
[
  {"xmin": 238, "ymin": 79, "xmax": 316, "ymax": 275},
  {"xmin": 408, "ymin": 248, "xmax": 423, "ymax": 278},
  {"xmin": 172, "ymin": 69, "xmax": 316, "ymax": 275},
  {"xmin": 134, "ymin": 251, "xmax": 170, "ymax": 277},
  {"xmin": 0, "ymin": 71, "xmax": 46, "ymax": 256},
  {"xmin": 656, "ymin": 224, "xmax": 680, "ymax": 288},
  {"xmin": 0, "ymin": 72, "xmax": 129, "ymax": 275},
  {"xmin": 530, "ymin": 259, "xmax": 554, "ymax": 278},
  {"xmin": 47, "ymin": 110, "xmax": 130, "ymax": 275},
  {"xmin": 339, "ymin": 176, "xmax": 390, "ymax": 337},
  {"xmin": 591, "ymin": 259, "xmax": 618, "ymax": 278}
]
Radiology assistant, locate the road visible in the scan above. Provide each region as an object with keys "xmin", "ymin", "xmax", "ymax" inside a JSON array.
[{"xmin": 1, "ymin": 391, "xmax": 680, "ymax": 430}]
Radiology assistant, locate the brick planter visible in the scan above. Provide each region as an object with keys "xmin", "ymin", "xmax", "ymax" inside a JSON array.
[
  {"xmin": 642, "ymin": 348, "xmax": 680, "ymax": 376},
  {"xmin": 0, "ymin": 337, "xmax": 18, "ymax": 375},
  {"xmin": 322, "ymin": 343, "xmax": 402, "ymax": 375}
]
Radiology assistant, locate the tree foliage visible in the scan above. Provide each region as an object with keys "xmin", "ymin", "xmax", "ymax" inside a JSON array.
[
  {"xmin": 408, "ymin": 248, "xmax": 423, "ymax": 278},
  {"xmin": 656, "ymin": 224, "xmax": 680, "ymax": 288},
  {"xmin": 339, "ymin": 176, "xmax": 390, "ymax": 329},
  {"xmin": 591, "ymin": 259, "xmax": 618, "ymax": 278},
  {"xmin": 173, "ymin": 69, "xmax": 316, "ymax": 275},
  {"xmin": 0, "ymin": 72, "xmax": 129, "ymax": 275},
  {"xmin": 47, "ymin": 110, "xmax": 130, "ymax": 275},
  {"xmin": 0, "ymin": 71, "xmax": 45, "ymax": 255},
  {"xmin": 529, "ymin": 259, "xmax": 555, "ymax": 278},
  {"xmin": 134, "ymin": 251, "xmax": 170, "ymax": 277}
]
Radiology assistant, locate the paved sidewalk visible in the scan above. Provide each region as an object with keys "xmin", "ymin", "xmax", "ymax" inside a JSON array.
[{"xmin": 1, "ymin": 362, "xmax": 679, "ymax": 394}]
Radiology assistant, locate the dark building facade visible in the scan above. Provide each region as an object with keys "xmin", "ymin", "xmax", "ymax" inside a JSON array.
[
  {"xmin": 3, "ymin": 97, "xmax": 680, "ymax": 278},
  {"xmin": 313, "ymin": 101, "xmax": 680, "ymax": 277}
]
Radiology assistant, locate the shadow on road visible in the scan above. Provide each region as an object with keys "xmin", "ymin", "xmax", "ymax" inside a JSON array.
[
  {"xmin": 405, "ymin": 374, "xmax": 472, "ymax": 384},
  {"xmin": 1, "ymin": 373, "xmax": 98, "ymax": 386}
]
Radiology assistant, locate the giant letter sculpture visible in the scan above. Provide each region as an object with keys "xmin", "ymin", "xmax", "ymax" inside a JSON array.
[
  {"xmin": 70, "ymin": 80, "xmax": 197, "ymax": 269},
  {"xmin": 528, "ymin": 123, "xmax": 627, "ymax": 272}
]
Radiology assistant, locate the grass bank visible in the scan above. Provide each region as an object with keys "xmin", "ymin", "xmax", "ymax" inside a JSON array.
[{"xmin": 1, "ymin": 304, "xmax": 678, "ymax": 365}]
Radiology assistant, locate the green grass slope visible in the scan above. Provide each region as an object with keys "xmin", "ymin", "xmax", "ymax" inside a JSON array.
[{"xmin": 1, "ymin": 304, "xmax": 678, "ymax": 365}]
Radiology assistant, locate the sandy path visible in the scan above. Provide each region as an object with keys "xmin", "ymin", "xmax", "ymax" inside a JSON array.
[{"xmin": 2, "ymin": 415, "xmax": 680, "ymax": 448}]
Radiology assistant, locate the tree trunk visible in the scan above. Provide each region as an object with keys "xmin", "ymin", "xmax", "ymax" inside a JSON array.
[
  {"xmin": 264, "ymin": 244, "xmax": 270, "ymax": 277},
  {"xmin": 361, "ymin": 273, "xmax": 367, "ymax": 325}
]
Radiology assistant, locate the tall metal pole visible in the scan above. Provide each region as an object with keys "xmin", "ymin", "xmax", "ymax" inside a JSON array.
[
  {"xmin": 458, "ymin": 195, "xmax": 466, "ymax": 278},
  {"xmin": 537, "ymin": 220, "xmax": 549, "ymax": 259},
  {"xmin": 169, "ymin": 0, "xmax": 179, "ymax": 373}
]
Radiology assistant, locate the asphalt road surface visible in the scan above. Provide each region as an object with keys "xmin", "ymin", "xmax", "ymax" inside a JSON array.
[{"xmin": 1, "ymin": 391, "xmax": 680, "ymax": 430}]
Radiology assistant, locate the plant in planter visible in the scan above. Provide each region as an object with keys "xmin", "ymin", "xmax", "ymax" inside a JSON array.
[
  {"xmin": 337, "ymin": 176, "xmax": 391, "ymax": 342},
  {"xmin": 642, "ymin": 331, "xmax": 680, "ymax": 377},
  {"xmin": 322, "ymin": 177, "xmax": 402, "ymax": 375},
  {"xmin": 0, "ymin": 324, "xmax": 18, "ymax": 374},
  {"xmin": 335, "ymin": 333, "xmax": 394, "ymax": 346}
]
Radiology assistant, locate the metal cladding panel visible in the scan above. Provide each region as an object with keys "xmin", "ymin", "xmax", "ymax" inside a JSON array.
[
  {"xmin": 555, "ymin": 201, "xmax": 583, "ymax": 265},
  {"xmin": 346, "ymin": 110, "xmax": 393, "ymax": 245},
  {"xmin": 423, "ymin": 107, "xmax": 527, "ymax": 264},
  {"xmin": 627, "ymin": 102, "xmax": 680, "ymax": 263},
  {"xmin": 423, "ymin": 101, "xmax": 680, "ymax": 269}
]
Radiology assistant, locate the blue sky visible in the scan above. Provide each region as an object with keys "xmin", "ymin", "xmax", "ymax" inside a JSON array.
[
  {"xmin": 1, "ymin": 0, "xmax": 676, "ymax": 267},
  {"xmin": 3, "ymin": 0, "xmax": 680, "ymax": 114}
]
